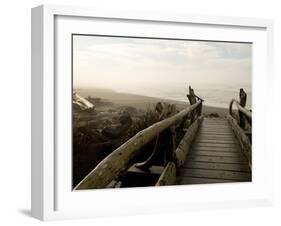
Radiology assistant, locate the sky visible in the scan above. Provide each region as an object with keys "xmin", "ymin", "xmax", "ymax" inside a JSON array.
[{"xmin": 73, "ymin": 35, "xmax": 252, "ymax": 100}]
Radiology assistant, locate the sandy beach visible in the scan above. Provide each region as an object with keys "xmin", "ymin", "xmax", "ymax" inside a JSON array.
[{"xmin": 76, "ymin": 88, "xmax": 229, "ymax": 117}]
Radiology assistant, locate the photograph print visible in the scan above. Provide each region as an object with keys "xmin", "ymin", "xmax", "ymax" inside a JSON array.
[{"xmin": 72, "ymin": 35, "xmax": 252, "ymax": 190}]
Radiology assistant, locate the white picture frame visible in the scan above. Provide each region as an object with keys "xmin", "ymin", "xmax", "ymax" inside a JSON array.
[{"xmin": 31, "ymin": 4, "xmax": 274, "ymax": 221}]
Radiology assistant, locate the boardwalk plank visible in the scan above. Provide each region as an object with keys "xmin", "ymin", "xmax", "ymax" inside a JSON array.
[
  {"xmin": 193, "ymin": 143, "xmax": 240, "ymax": 148},
  {"xmin": 203, "ymin": 123, "xmax": 229, "ymax": 126},
  {"xmin": 197, "ymin": 137, "xmax": 236, "ymax": 142},
  {"xmin": 197, "ymin": 135, "xmax": 236, "ymax": 139},
  {"xmin": 200, "ymin": 131, "xmax": 232, "ymax": 133},
  {"xmin": 199, "ymin": 132, "xmax": 236, "ymax": 136},
  {"xmin": 187, "ymin": 155, "xmax": 247, "ymax": 164},
  {"xmin": 178, "ymin": 168, "xmax": 251, "ymax": 181},
  {"xmin": 178, "ymin": 177, "xmax": 236, "ymax": 184},
  {"xmin": 198, "ymin": 131, "xmax": 234, "ymax": 135},
  {"xmin": 194, "ymin": 139, "xmax": 238, "ymax": 144},
  {"xmin": 201, "ymin": 125, "xmax": 230, "ymax": 128},
  {"xmin": 202, "ymin": 124, "xmax": 230, "ymax": 127},
  {"xmin": 191, "ymin": 146, "xmax": 238, "ymax": 153},
  {"xmin": 183, "ymin": 161, "xmax": 251, "ymax": 172},
  {"xmin": 189, "ymin": 150, "xmax": 242, "ymax": 157}
]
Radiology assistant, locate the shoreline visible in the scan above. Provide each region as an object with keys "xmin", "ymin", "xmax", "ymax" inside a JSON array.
[{"xmin": 76, "ymin": 88, "xmax": 229, "ymax": 117}]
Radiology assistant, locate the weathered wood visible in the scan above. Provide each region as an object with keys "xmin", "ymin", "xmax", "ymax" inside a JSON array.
[
  {"xmin": 187, "ymin": 86, "xmax": 197, "ymax": 105},
  {"xmin": 134, "ymin": 135, "xmax": 160, "ymax": 170},
  {"xmin": 229, "ymin": 99, "xmax": 252, "ymax": 124},
  {"xmin": 190, "ymin": 150, "xmax": 242, "ymax": 157},
  {"xmin": 195, "ymin": 139, "xmax": 238, "ymax": 145},
  {"xmin": 200, "ymin": 127, "xmax": 233, "ymax": 132},
  {"xmin": 155, "ymin": 162, "xmax": 176, "ymax": 186},
  {"xmin": 202, "ymin": 124, "xmax": 229, "ymax": 127},
  {"xmin": 191, "ymin": 146, "xmax": 241, "ymax": 152},
  {"xmin": 193, "ymin": 142, "xmax": 240, "ymax": 148},
  {"xmin": 227, "ymin": 114, "xmax": 252, "ymax": 168},
  {"xmin": 239, "ymin": 88, "xmax": 247, "ymax": 107},
  {"xmin": 191, "ymin": 146, "xmax": 238, "ymax": 153},
  {"xmin": 128, "ymin": 165, "xmax": 164, "ymax": 175},
  {"xmin": 74, "ymin": 101, "xmax": 202, "ymax": 190},
  {"xmin": 200, "ymin": 128, "xmax": 233, "ymax": 132},
  {"xmin": 175, "ymin": 116, "xmax": 204, "ymax": 167},
  {"xmin": 196, "ymin": 135, "xmax": 237, "ymax": 140},
  {"xmin": 201, "ymin": 124, "xmax": 231, "ymax": 128},
  {"xmin": 106, "ymin": 180, "xmax": 122, "ymax": 188},
  {"xmin": 183, "ymin": 161, "xmax": 251, "ymax": 172},
  {"xmin": 178, "ymin": 177, "xmax": 236, "ymax": 184},
  {"xmin": 177, "ymin": 117, "xmax": 251, "ymax": 185},
  {"xmin": 237, "ymin": 105, "xmax": 252, "ymax": 121},
  {"xmin": 201, "ymin": 126, "xmax": 231, "ymax": 129},
  {"xmin": 203, "ymin": 121, "xmax": 228, "ymax": 125},
  {"xmin": 200, "ymin": 129, "xmax": 233, "ymax": 133},
  {"xmin": 204, "ymin": 119, "xmax": 228, "ymax": 121},
  {"xmin": 199, "ymin": 131, "xmax": 235, "ymax": 136},
  {"xmin": 186, "ymin": 86, "xmax": 203, "ymax": 122},
  {"xmin": 238, "ymin": 88, "xmax": 247, "ymax": 128},
  {"xmin": 188, "ymin": 155, "xmax": 247, "ymax": 164},
  {"xmin": 178, "ymin": 168, "xmax": 251, "ymax": 181}
]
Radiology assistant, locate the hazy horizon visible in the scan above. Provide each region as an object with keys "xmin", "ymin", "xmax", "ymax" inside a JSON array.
[{"xmin": 73, "ymin": 35, "xmax": 252, "ymax": 108}]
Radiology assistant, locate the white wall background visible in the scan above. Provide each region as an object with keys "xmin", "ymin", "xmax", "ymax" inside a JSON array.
[{"xmin": 0, "ymin": 0, "xmax": 280, "ymax": 225}]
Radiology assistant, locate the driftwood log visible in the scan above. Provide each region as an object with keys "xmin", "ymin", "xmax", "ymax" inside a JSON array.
[
  {"xmin": 229, "ymin": 99, "xmax": 252, "ymax": 126},
  {"xmin": 239, "ymin": 88, "xmax": 247, "ymax": 128},
  {"xmin": 228, "ymin": 89, "xmax": 252, "ymax": 169},
  {"xmin": 155, "ymin": 162, "xmax": 176, "ymax": 186},
  {"xmin": 175, "ymin": 116, "xmax": 204, "ymax": 167},
  {"xmin": 227, "ymin": 114, "xmax": 252, "ymax": 169}
]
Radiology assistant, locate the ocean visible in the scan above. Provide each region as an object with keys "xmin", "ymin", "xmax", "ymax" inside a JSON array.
[{"xmin": 115, "ymin": 83, "xmax": 252, "ymax": 109}]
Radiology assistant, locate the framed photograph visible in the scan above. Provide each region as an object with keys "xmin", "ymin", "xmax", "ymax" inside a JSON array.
[{"xmin": 31, "ymin": 4, "xmax": 274, "ymax": 221}]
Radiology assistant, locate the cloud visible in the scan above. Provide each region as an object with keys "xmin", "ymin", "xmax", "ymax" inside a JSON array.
[{"xmin": 73, "ymin": 36, "xmax": 251, "ymax": 91}]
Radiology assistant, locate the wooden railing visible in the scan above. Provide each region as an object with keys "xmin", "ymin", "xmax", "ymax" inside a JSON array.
[
  {"xmin": 227, "ymin": 88, "xmax": 252, "ymax": 168},
  {"xmin": 75, "ymin": 86, "xmax": 203, "ymax": 190},
  {"xmin": 229, "ymin": 100, "xmax": 252, "ymax": 128}
]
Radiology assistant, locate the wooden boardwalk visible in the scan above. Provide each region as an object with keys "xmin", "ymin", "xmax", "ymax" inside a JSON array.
[
  {"xmin": 74, "ymin": 87, "xmax": 252, "ymax": 190},
  {"xmin": 177, "ymin": 118, "xmax": 251, "ymax": 185}
]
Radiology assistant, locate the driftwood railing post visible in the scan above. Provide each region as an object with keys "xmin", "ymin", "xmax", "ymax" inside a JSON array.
[
  {"xmin": 239, "ymin": 88, "xmax": 247, "ymax": 129},
  {"xmin": 187, "ymin": 86, "xmax": 197, "ymax": 123},
  {"xmin": 227, "ymin": 89, "xmax": 252, "ymax": 169},
  {"xmin": 187, "ymin": 86, "xmax": 204, "ymax": 121}
]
